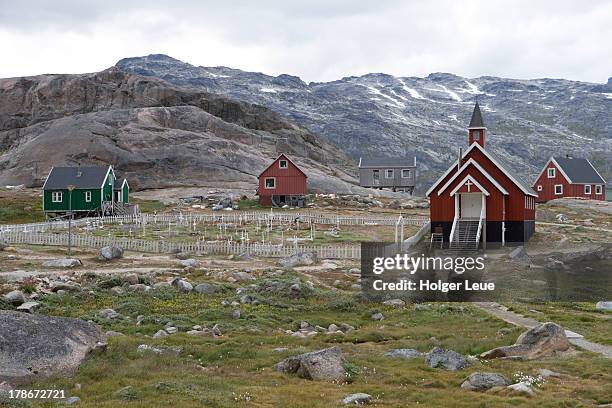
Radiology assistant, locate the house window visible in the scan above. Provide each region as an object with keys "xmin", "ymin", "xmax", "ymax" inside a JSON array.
[
  {"xmin": 584, "ymin": 185, "xmax": 591, "ymax": 195},
  {"xmin": 51, "ymin": 191, "xmax": 63, "ymax": 202},
  {"xmin": 279, "ymin": 160, "xmax": 288, "ymax": 169},
  {"xmin": 264, "ymin": 177, "xmax": 276, "ymax": 189},
  {"xmin": 85, "ymin": 191, "xmax": 92, "ymax": 202},
  {"xmin": 596, "ymin": 185, "xmax": 603, "ymax": 195},
  {"xmin": 554, "ymin": 184, "xmax": 563, "ymax": 195},
  {"xmin": 537, "ymin": 185, "xmax": 542, "ymax": 191},
  {"xmin": 385, "ymin": 169, "xmax": 394, "ymax": 179},
  {"xmin": 472, "ymin": 130, "xmax": 480, "ymax": 141},
  {"xmin": 547, "ymin": 168, "xmax": 556, "ymax": 178},
  {"xmin": 401, "ymin": 169, "xmax": 411, "ymax": 178}
]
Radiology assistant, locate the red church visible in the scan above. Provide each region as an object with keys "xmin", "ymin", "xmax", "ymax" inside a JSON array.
[
  {"xmin": 257, "ymin": 154, "xmax": 308, "ymax": 207},
  {"xmin": 427, "ymin": 103, "xmax": 537, "ymax": 249},
  {"xmin": 532, "ymin": 156, "xmax": 606, "ymax": 203}
]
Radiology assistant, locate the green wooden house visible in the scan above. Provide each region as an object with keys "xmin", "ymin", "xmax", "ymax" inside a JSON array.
[{"xmin": 42, "ymin": 165, "xmax": 131, "ymax": 217}]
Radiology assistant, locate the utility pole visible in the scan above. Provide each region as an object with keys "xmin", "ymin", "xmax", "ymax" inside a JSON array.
[{"xmin": 67, "ymin": 184, "xmax": 75, "ymax": 257}]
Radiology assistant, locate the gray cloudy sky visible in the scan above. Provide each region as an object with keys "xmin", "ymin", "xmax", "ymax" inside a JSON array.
[{"xmin": 0, "ymin": 0, "xmax": 611, "ymax": 82}]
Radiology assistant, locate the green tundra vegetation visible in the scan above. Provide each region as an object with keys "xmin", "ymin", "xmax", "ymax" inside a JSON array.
[{"xmin": 1, "ymin": 268, "xmax": 609, "ymax": 408}]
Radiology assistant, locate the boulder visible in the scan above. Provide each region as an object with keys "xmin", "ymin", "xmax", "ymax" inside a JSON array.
[
  {"xmin": 342, "ymin": 393, "xmax": 371, "ymax": 405},
  {"xmin": 16, "ymin": 301, "xmax": 41, "ymax": 313},
  {"xmin": 230, "ymin": 272, "xmax": 255, "ymax": 282},
  {"xmin": 279, "ymin": 251, "xmax": 318, "ymax": 268},
  {"xmin": 50, "ymin": 281, "xmax": 81, "ymax": 292},
  {"xmin": 180, "ymin": 259, "xmax": 200, "ymax": 269},
  {"xmin": 110, "ymin": 286, "xmax": 125, "ymax": 296},
  {"xmin": 371, "ymin": 312, "xmax": 384, "ymax": 321},
  {"xmin": 3, "ymin": 290, "xmax": 26, "ymax": 306},
  {"xmin": 480, "ymin": 322, "xmax": 570, "ymax": 360},
  {"xmin": 194, "ymin": 283, "xmax": 221, "ymax": 295},
  {"xmin": 384, "ymin": 349, "xmax": 422, "ymax": 359},
  {"xmin": 274, "ymin": 347, "xmax": 347, "ymax": 382},
  {"xmin": 153, "ymin": 330, "xmax": 169, "ymax": 339},
  {"xmin": 98, "ymin": 246, "xmax": 123, "ymax": 261},
  {"xmin": 98, "ymin": 309, "xmax": 121, "ymax": 320},
  {"xmin": 460, "ymin": 372, "xmax": 509, "ymax": 391},
  {"xmin": 426, "ymin": 347, "xmax": 470, "ymax": 370},
  {"xmin": 128, "ymin": 284, "xmax": 151, "ymax": 293},
  {"xmin": 43, "ymin": 259, "xmax": 82, "ymax": 268},
  {"xmin": 507, "ymin": 381, "xmax": 535, "ymax": 396},
  {"xmin": 596, "ymin": 301, "xmax": 612, "ymax": 311},
  {"xmin": 382, "ymin": 299, "xmax": 406, "ymax": 308},
  {"xmin": 0, "ymin": 310, "xmax": 106, "ymax": 385},
  {"xmin": 171, "ymin": 278, "xmax": 193, "ymax": 293},
  {"xmin": 124, "ymin": 273, "xmax": 139, "ymax": 285}
]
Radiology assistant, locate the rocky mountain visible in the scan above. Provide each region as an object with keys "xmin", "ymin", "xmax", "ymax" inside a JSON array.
[
  {"xmin": 0, "ymin": 68, "xmax": 359, "ymax": 192},
  {"xmin": 117, "ymin": 54, "xmax": 612, "ymax": 190}
]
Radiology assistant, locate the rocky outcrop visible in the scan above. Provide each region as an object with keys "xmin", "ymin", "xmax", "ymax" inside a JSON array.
[
  {"xmin": 274, "ymin": 347, "xmax": 347, "ymax": 382},
  {"xmin": 0, "ymin": 68, "xmax": 356, "ymax": 191},
  {"xmin": 480, "ymin": 322, "xmax": 571, "ymax": 360},
  {"xmin": 0, "ymin": 311, "xmax": 106, "ymax": 385}
]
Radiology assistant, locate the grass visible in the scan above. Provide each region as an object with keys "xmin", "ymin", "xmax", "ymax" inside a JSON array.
[
  {"xmin": 8, "ymin": 271, "xmax": 610, "ymax": 408},
  {"xmin": 0, "ymin": 190, "xmax": 45, "ymax": 224}
]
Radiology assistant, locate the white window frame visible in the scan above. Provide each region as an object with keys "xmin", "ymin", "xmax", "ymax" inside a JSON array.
[
  {"xmin": 385, "ymin": 169, "xmax": 394, "ymax": 179},
  {"xmin": 554, "ymin": 184, "xmax": 563, "ymax": 195},
  {"xmin": 547, "ymin": 168, "xmax": 556, "ymax": 178},
  {"xmin": 264, "ymin": 177, "xmax": 276, "ymax": 189},
  {"xmin": 472, "ymin": 130, "xmax": 480, "ymax": 142},
  {"xmin": 401, "ymin": 169, "xmax": 411, "ymax": 178},
  {"xmin": 536, "ymin": 185, "xmax": 542, "ymax": 191},
  {"xmin": 584, "ymin": 185, "xmax": 591, "ymax": 195},
  {"xmin": 595, "ymin": 185, "xmax": 602, "ymax": 195},
  {"xmin": 279, "ymin": 160, "xmax": 288, "ymax": 169},
  {"xmin": 51, "ymin": 191, "xmax": 63, "ymax": 203},
  {"xmin": 85, "ymin": 191, "xmax": 92, "ymax": 202}
]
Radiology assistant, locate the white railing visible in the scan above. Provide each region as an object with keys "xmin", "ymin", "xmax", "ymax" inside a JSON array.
[
  {"xmin": 475, "ymin": 205, "xmax": 485, "ymax": 244},
  {"xmin": 449, "ymin": 215, "xmax": 458, "ymax": 244},
  {"xmin": 0, "ymin": 230, "xmax": 362, "ymax": 259}
]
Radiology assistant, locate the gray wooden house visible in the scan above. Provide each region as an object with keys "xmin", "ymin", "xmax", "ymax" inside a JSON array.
[{"xmin": 358, "ymin": 157, "xmax": 417, "ymax": 193}]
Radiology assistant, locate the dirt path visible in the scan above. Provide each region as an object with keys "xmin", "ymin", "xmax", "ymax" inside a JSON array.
[{"xmin": 474, "ymin": 302, "xmax": 612, "ymax": 359}]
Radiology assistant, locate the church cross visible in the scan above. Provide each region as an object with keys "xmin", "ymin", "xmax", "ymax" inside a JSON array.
[{"xmin": 465, "ymin": 179, "xmax": 473, "ymax": 192}]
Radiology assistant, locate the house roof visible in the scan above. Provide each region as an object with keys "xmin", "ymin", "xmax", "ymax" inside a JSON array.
[
  {"xmin": 486, "ymin": 148, "xmax": 536, "ymax": 194},
  {"xmin": 359, "ymin": 157, "xmax": 416, "ymax": 168},
  {"xmin": 426, "ymin": 143, "xmax": 537, "ymax": 197},
  {"xmin": 551, "ymin": 157, "xmax": 606, "ymax": 184},
  {"xmin": 113, "ymin": 177, "xmax": 128, "ymax": 191},
  {"xmin": 468, "ymin": 103, "xmax": 485, "ymax": 128},
  {"xmin": 258, "ymin": 154, "xmax": 307, "ymax": 178},
  {"xmin": 43, "ymin": 166, "xmax": 112, "ymax": 190}
]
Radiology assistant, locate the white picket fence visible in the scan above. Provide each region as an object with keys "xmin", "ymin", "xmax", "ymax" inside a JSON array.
[
  {"xmin": 0, "ymin": 230, "xmax": 361, "ymax": 259},
  {"xmin": 0, "ymin": 211, "xmax": 428, "ymax": 233}
]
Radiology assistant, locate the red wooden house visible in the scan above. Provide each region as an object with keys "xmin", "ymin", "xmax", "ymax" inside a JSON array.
[
  {"xmin": 427, "ymin": 103, "xmax": 538, "ymax": 249},
  {"xmin": 532, "ymin": 156, "xmax": 606, "ymax": 203},
  {"xmin": 257, "ymin": 154, "xmax": 307, "ymax": 207}
]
